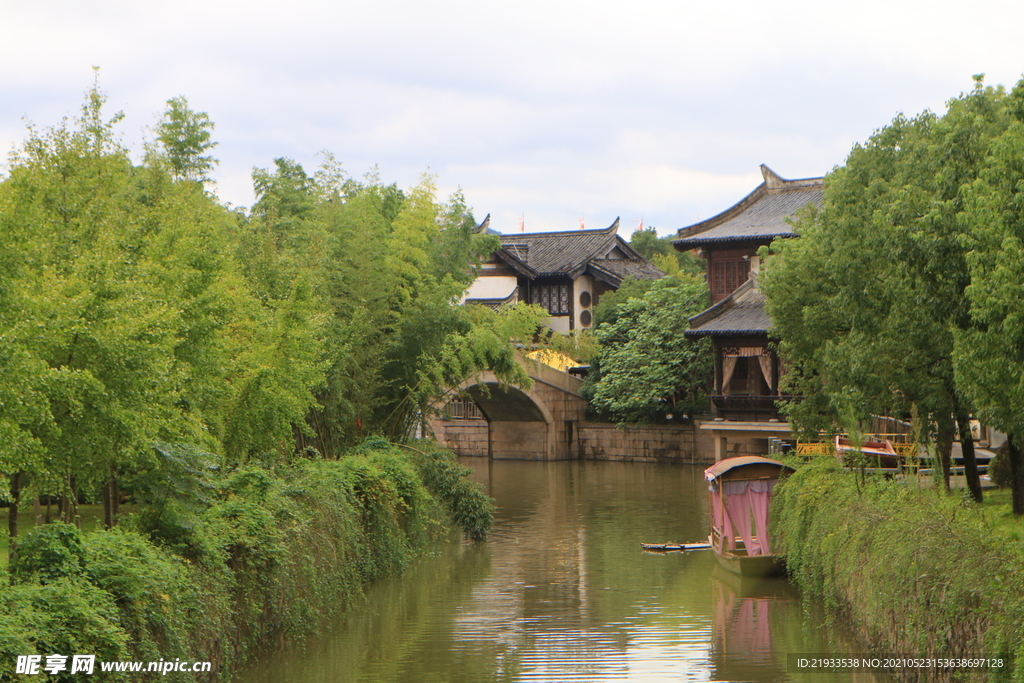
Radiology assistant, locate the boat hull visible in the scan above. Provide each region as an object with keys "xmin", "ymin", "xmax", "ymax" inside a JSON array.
[{"xmin": 712, "ymin": 549, "xmax": 786, "ymax": 578}]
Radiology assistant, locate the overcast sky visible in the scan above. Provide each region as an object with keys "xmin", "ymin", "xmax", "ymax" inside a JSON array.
[{"xmin": 3, "ymin": 1, "xmax": 1023, "ymax": 236}]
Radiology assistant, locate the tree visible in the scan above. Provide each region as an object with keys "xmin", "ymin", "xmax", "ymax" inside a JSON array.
[
  {"xmin": 628, "ymin": 227, "xmax": 703, "ymax": 278},
  {"xmin": 155, "ymin": 96, "xmax": 218, "ymax": 183},
  {"xmin": 762, "ymin": 77, "xmax": 1012, "ymax": 501},
  {"xmin": 0, "ymin": 81, "xmax": 204, "ymax": 529},
  {"xmin": 583, "ymin": 275, "xmax": 712, "ymax": 422},
  {"xmin": 954, "ymin": 78, "xmax": 1024, "ymax": 513}
]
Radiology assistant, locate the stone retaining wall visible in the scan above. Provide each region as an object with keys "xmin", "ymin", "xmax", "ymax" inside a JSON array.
[
  {"xmin": 431, "ymin": 419, "xmax": 488, "ymax": 457},
  {"xmin": 431, "ymin": 418, "xmax": 755, "ymax": 463},
  {"xmin": 576, "ymin": 422, "xmax": 715, "ymax": 463}
]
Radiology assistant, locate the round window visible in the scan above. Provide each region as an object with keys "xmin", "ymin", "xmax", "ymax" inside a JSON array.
[
  {"xmin": 580, "ymin": 310, "xmax": 592, "ymax": 327},
  {"xmin": 579, "ymin": 291, "xmax": 591, "ymax": 308}
]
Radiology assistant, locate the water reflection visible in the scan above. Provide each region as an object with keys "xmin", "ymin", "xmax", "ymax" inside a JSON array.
[
  {"xmin": 242, "ymin": 460, "xmax": 893, "ymax": 682},
  {"xmin": 711, "ymin": 568, "xmax": 795, "ymax": 681}
]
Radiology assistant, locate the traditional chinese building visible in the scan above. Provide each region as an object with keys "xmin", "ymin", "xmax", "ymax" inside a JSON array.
[
  {"xmin": 462, "ymin": 216, "xmax": 664, "ymax": 333},
  {"xmin": 674, "ymin": 166, "xmax": 823, "ymax": 456}
]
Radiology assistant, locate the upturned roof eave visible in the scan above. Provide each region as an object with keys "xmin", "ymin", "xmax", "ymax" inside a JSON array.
[
  {"xmin": 673, "ymin": 231, "xmax": 798, "ymax": 250},
  {"xmin": 673, "ymin": 165, "xmax": 824, "ymax": 251},
  {"xmin": 493, "ymin": 248, "xmax": 538, "ymax": 278},
  {"xmin": 674, "ymin": 182, "xmax": 768, "ymax": 246}
]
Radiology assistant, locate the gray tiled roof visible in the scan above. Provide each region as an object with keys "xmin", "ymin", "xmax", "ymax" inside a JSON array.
[
  {"xmin": 588, "ymin": 258, "xmax": 665, "ymax": 286},
  {"xmin": 464, "ymin": 286, "xmax": 520, "ymax": 310},
  {"xmin": 495, "ymin": 218, "xmax": 661, "ymax": 281},
  {"xmin": 685, "ymin": 279, "xmax": 771, "ymax": 337},
  {"xmin": 674, "ymin": 166, "xmax": 823, "ymax": 249}
]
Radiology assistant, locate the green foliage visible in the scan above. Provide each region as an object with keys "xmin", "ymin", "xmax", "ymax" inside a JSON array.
[
  {"xmin": 955, "ymin": 80, "xmax": 1024, "ymax": 441},
  {"xmin": 583, "ymin": 275, "xmax": 712, "ymax": 422},
  {"xmin": 154, "ymin": 96, "xmax": 218, "ymax": 183},
  {"xmin": 590, "ymin": 276, "xmax": 661, "ymax": 329},
  {"xmin": 84, "ymin": 528, "xmax": 231, "ymax": 673},
  {"xmin": 0, "ymin": 580, "xmax": 130, "ymax": 683},
  {"xmin": 773, "ymin": 460, "xmax": 1024, "ymax": 679},
  {"xmin": 988, "ymin": 444, "xmax": 1013, "ymax": 489},
  {"xmin": 0, "ymin": 441, "xmax": 489, "ymax": 680},
  {"xmin": 762, "ymin": 75, "xmax": 1015, "ymax": 473},
  {"xmin": 394, "ymin": 440, "xmax": 494, "ymax": 542},
  {"xmin": 9, "ymin": 523, "xmax": 87, "ymax": 584},
  {"xmin": 628, "ymin": 228, "xmax": 703, "ymax": 278},
  {"xmin": 0, "ymin": 76, "xmax": 527, "ymax": 514}
]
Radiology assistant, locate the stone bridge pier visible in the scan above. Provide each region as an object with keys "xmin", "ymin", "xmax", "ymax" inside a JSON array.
[{"xmin": 440, "ymin": 360, "xmax": 588, "ymax": 460}]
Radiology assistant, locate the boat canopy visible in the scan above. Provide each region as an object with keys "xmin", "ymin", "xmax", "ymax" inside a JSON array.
[
  {"xmin": 705, "ymin": 456, "xmax": 793, "ymax": 557},
  {"xmin": 704, "ymin": 456, "xmax": 793, "ymax": 483}
]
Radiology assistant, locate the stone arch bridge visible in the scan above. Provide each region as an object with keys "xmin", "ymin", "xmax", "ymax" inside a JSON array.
[{"xmin": 432, "ymin": 358, "xmax": 588, "ymax": 460}]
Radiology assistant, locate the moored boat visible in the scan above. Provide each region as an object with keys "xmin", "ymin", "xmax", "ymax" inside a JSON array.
[
  {"xmin": 704, "ymin": 456, "xmax": 794, "ymax": 577},
  {"xmin": 834, "ymin": 435, "xmax": 900, "ymax": 469}
]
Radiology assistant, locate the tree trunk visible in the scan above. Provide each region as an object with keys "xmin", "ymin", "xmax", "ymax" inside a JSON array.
[
  {"xmin": 954, "ymin": 408, "xmax": 983, "ymax": 502},
  {"xmin": 8, "ymin": 471, "xmax": 22, "ymax": 539},
  {"xmin": 936, "ymin": 415, "xmax": 954, "ymax": 491},
  {"xmin": 102, "ymin": 467, "xmax": 119, "ymax": 529},
  {"xmin": 59, "ymin": 477, "xmax": 79, "ymax": 527},
  {"xmin": 1007, "ymin": 435, "xmax": 1024, "ymax": 516}
]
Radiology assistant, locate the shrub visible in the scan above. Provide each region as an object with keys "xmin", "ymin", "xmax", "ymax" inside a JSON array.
[
  {"xmin": 84, "ymin": 528, "xmax": 232, "ymax": 675},
  {"xmin": 401, "ymin": 440, "xmax": 494, "ymax": 541},
  {"xmin": 772, "ymin": 458, "xmax": 1024, "ymax": 681},
  {"xmin": 0, "ymin": 580, "xmax": 129, "ymax": 682},
  {"xmin": 9, "ymin": 523, "xmax": 87, "ymax": 585},
  {"xmin": 989, "ymin": 443, "xmax": 1012, "ymax": 489}
]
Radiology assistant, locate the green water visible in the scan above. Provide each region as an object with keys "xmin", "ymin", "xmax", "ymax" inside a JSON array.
[{"xmin": 242, "ymin": 460, "xmax": 892, "ymax": 682}]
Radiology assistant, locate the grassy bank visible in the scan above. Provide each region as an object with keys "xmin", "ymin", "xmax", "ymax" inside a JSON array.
[
  {"xmin": 772, "ymin": 458, "xmax": 1024, "ymax": 683},
  {"xmin": 0, "ymin": 440, "xmax": 492, "ymax": 682}
]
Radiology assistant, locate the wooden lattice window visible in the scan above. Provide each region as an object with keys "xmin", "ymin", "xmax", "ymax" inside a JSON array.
[
  {"xmin": 712, "ymin": 259, "xmax": 750, "ymax": 298},
  {"xmin": 533, "ymin": 284, "xmax": 570, "ymax": 315}
]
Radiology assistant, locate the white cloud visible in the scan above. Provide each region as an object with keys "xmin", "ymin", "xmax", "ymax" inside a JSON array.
[{"xmin": 3, "ymin": 0, "xmax": 1024, "ymax": 226}]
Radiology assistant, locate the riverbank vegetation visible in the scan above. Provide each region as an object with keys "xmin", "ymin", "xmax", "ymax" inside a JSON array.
[
  {"xmin": 761, "ymin": 74, "xmax": 1024, "ymax": 510},
  {"xmin": 762, "ymin": 74, "xmax": 1024, "ymax": 679},
  {"xmin": 0, "ymin": 440, "xmax": 492, "ymax": 681},
  {"xmin": 773, "ymin": 459, "xmax": 1024, "ymax": 681}
]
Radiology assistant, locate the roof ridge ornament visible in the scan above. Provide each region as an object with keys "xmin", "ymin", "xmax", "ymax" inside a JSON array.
[
  {"xmin": 474, "ymin": 213, "xmax": 491, "ymax": 233},
  {"xmin": 603, "ymin": 217, "xmax": 620, "ymax": 235},
  {"xmin": 759, "ymin": 164, "xmax": 787, "ymax": 189}
]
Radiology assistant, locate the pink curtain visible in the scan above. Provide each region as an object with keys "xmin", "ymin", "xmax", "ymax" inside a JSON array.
[
  {"xmin": 725, "ymin": 490, "xmax": 755, "ymax": 555},
  {"xmin": 712, "ymin": 488, "xmax": 734, "ymax": 550},
  {"xmin": 750, "ymin": 490, "xmax": 772, "ymax": 555}
]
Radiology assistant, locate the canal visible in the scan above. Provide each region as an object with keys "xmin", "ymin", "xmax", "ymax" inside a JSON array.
[{"xmin": 243, "ymin": 460, "xmax": 893, "ymax": 682}]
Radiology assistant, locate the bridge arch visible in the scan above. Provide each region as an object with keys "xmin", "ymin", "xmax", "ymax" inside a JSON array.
[{"xmin": 437, "ymin": 360, "xmax": 587, "ymax": 460}]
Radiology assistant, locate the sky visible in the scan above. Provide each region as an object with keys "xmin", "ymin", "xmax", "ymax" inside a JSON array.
[{"xmin": 2, "ymin": 1, "xmax": 1024, "ymax": 236}]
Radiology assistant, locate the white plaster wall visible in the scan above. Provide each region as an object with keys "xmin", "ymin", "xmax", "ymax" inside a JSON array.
[
  {"xmin": 546, "ymin": 315, "xmax": 571, "ymax": 334},
  {"xmin": 573, "ymin": 274, "xmax": 594, "ymax": 330},
  {"xmin": 460, "ymin": 275, "xmax": 518, "ymax": 303}
]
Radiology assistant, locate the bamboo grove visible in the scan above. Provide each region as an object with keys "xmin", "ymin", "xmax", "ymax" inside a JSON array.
[{"xmin": 0, "ymin": 79, "xmax": 546, "ymax": 536}]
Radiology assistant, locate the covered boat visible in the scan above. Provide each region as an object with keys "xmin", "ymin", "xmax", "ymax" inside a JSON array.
[{"xmin": 705, "ymin": 456, "xmax": 794, "ymax": 577}]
